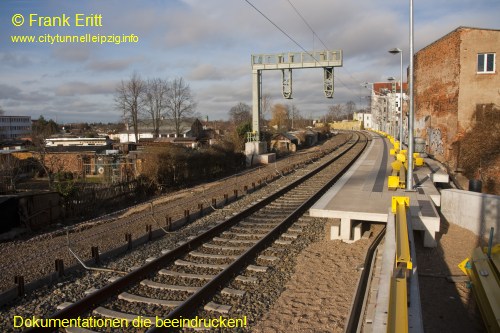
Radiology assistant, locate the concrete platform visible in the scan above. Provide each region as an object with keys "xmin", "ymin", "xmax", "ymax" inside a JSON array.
[{"xmin": 309, "ymin": 131, "xmax": 442, "ymax": 247}]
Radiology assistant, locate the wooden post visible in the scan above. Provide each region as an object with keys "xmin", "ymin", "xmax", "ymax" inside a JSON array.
[
  {"xmin": 55, "ymin": 259, "xmax": 65, "ymax": 277},
  {"xmin": 165, "ymin": 216, "xmax": 171, "ymax": 231},
  {"xmin": 14, "ymin": 276, "xmax": 24, "ymax": 297},
  {"xmin": 198, "ymin": 203, "xmax": 203, "ymax": 217},
  {"xmin": 125, "ymin": 233, "xmax": 132, "ymax": 250},
  {"xmin": 91, "ymin": 246, "xmax": 100, "ymax": 265}
]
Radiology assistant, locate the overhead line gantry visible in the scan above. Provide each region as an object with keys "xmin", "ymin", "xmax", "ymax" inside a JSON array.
[{"xmin": 246, "ymin": 50, "xmax": 343, "ymax": 162}]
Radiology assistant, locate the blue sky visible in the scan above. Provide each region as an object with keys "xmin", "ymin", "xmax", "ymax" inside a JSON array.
[{"xmin": 1, "ymin": 0, "xmax": 498, "ymax": 124}]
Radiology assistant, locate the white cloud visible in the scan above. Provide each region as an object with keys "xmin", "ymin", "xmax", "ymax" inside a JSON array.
[{"xmin": 0, "ymin": 0, "xmax": 498, "ymax": 123}]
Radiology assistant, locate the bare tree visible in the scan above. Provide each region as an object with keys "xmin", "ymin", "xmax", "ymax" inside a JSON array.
[
  {"xmin": 288, "ymin": 104, "xmax": 299, "ymax": 129},
  {"xmin": 269, "ymin": 103, "xmax": 290, "ymax": 131},
  {"xmin": 115, "ymin": 72, "xmax": 145, "ymax": 143},
  {"xmin": 229, "ymin": 102, "xmax": 252, "ymax": 125},
  {"xmin": 30, "ymin": 116, "xmax": 61, "ymax": 189},
  {"xmin": 261, "ymin": 93, "xmax": 272, "ymax": 120},
  {"xmin": 143, "ymin": 78, "xmax": 168, "ymax": 138},
  {"xmin": 345, "ymin": 101, "xmax": 357, "ymax": 120},
  {"xmin": 164, "ymin": 77, "xmax": 196, "ymax": 137},
  {"xmin": 328, "ymin": 104, "xmax": 346, "ymax": 122}
]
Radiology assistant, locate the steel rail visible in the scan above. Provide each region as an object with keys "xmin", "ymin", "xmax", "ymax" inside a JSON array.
[
  {"xmin": 24, "ymin": 132, "xmax": 367, "ymax": 333},
  {"xmin": 148, "ymin": 133, "xmax": 369, "ymax": 331},
  {"xmin": 344, "ymin": 226, "xmax": 386, "ymax": 333}
]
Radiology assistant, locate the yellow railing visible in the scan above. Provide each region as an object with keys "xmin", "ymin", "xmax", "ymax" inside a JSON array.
[
  {"xmin": 387, "ymin": 196, "xmax": 412, "ymax": 333},
  {"xmin": 388, "ymin": 270, "xmax": 409, "ymax": 333},
  {"xmin": 393, "ymin": 197, "xmax": 412, "ymax": 270},
  {"xmin": 459, "ymin": 243, "xmax": 500, "ymax": 332}
]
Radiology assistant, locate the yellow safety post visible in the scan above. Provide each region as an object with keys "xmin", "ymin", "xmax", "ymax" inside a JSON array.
[
  {"xmin": 388, "ymin": 176, "xmax": 399, "ymax": 190},
  {"xmin": 391, "ymin": 160, "xmax": 403, "ymax": 172}
]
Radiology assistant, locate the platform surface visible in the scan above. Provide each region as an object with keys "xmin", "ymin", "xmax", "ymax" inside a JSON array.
[
  {"xmin": 310, "ymin": 132, "xmax": 393, "ymax": 222},
  {"xmin": 310, "ymin": 131, "xmax": 441, "ymax": 247}
]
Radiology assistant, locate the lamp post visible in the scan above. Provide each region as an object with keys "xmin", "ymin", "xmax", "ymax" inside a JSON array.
[
  {"xmin": 407, "ymin": 0, "xmax": 415, "ymax": 191},
  {"xmin": 388, "ymin": 48, "xmax": 404, "ymax": 146}
]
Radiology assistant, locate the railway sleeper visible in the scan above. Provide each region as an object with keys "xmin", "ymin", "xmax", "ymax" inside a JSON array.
[
  {"xmin": 202, "ymin": 243, "xmax": 247, "ymax": 252},
  {"xmin": 204, "ymin": 301, "xmax": 231, "ymax": 314},
  {"xmin": 93, "ymin": 306, "xmax": 155, "ymax": 322},
  {"xmin": 212, "ymin": 237, "xmax": 257, "ymax": 245},
  {"xmin": 221, "ymin": 287, "xmax": 246, "ymax": 297},
  {"xmin": 174, "ymin": 259, "xmax": 228, "ymax": 270},
  {"xmin": 140, "ymin": 279, "xmax": 200, "ymax": 293},
  {"xmin": 247, "ymin": 265, "xmax": 268, "ymax": 273},
  {"xmin": 239, "ymin": 221, "xmax": 280, "ymax": 227},
  {"xmin": 118, "ymin": 292, "xmax": 182, "ymax": 307},
  {"xmin": 159, "ymin": 269, "xmax": 214, "ymax": 281},
  {"xmin": 235, "ymin": 275, "xmax": 258, "ymax": 284},
  {"xmin": 221, "ymin": 231, "xmax": 268, "ymax": 238},
  {"xmin": 232, "ymin": 226, "xmax": 273, "ymax": 233},
  {"xmin": 188, "ymin": 251, "xmax": 239, "ymax": 260}
]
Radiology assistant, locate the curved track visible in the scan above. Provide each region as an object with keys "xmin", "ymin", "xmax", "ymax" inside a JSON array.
[{"xmin": 23, "ymin": 131, "xmax": 372, "ymax": 332}]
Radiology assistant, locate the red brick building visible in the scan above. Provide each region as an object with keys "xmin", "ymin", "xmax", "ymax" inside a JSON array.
[{"xmin": 414, "ymin": 26, "xmax": 500, "ymax": 191}]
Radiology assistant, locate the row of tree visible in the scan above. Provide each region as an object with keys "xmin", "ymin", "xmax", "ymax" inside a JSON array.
[
  {"xmin": 115, "ymin": 73, "xmax": 197, "ymax": 142},
  {"xmin": 228, "ymin": 100, "xmax": 361, "ymax": 132}
]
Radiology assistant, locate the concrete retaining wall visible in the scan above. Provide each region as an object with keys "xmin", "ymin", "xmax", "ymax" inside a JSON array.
[{"xmin": 441, "ymin": 189, "xmax": 500, "ymax": 243}]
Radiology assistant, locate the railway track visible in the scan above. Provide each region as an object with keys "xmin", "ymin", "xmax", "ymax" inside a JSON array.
[
  {"xmin": 0, "ymin": 134, "xmax": 350, "ymax": 295},
  {"xmin": 11, "ymin": 131, "xmax": 379, "ymax": 333}
]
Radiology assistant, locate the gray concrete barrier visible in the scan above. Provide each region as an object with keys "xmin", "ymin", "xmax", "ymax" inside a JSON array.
[{"xmin": 441, "ymin": 189, "xmax": 499, "ymax": 243}]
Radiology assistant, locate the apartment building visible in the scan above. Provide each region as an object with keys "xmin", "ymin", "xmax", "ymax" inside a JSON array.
[
  {"xmin": 414, "ymin": 26, "xmax": 500, "ymax": 164},
  {"xmin": 0, "ymin": 115, "xmax": 32, "ymax": 140}
]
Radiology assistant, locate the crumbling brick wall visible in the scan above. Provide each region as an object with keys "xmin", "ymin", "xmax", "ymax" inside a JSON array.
[{"xmin": 415, "ymin": 27, "xmax": 461, "ymax": 162}]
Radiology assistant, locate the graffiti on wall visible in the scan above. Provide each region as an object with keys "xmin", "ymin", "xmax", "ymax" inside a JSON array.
[{"xmin": 427, "ymin": 127, "xmax": 444, "ymax": 156}]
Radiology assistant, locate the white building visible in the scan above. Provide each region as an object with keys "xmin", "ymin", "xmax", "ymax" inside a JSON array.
[
  {"xmin": 369, "ymin": 82, "xmax": 408, "ymax": 138},
  {"xmin": 45, "ymin": 136, "xmax": 112, "ymax": 147},
  {"xmin": 353, "ymin": 112, "xmax": 373, "ymax": 129},
  {"xmin": 0, "ymin": 116, "xmax": 32, "ymax": 140}
]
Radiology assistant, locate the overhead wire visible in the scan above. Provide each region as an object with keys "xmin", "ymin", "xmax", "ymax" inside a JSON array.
[
  {"xmin": 284, "ymin": 0, "xmax": 329, "ymax": 51},
  {"xmin": 282, "ymin": 0, "xmax": 361, "ymax": 96},
  {"xmin": 242, "ymin": 0, "xmax": 319, "ymax": 62},
  {"xmin": 244, "ymin": 0, "xmax": 362, "ymax": 103}
]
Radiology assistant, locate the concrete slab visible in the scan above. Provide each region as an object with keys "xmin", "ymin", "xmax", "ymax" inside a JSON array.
[{"xmin": 310, "ymin": 132, "xmax": 441, "ymax": 247}]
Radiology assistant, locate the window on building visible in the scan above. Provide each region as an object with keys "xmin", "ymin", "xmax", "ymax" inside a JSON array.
[{"xmin": 477, "ymin": 53, "xmax": 495, "ymax": 73}]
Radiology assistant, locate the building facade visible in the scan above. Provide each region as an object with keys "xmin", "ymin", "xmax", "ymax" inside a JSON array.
[
  {"xmin": 414, "ymin": 27, "xmax": 500, "ymax": 166},
  {"xmin": 0, "ymin": 116, "xmax": 32, "ymax": 140},
  {"xmin": 369, "ymin": 82, "xmax": 408, "ymax": 138}
]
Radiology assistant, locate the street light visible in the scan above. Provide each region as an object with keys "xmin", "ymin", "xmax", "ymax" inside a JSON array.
[
  {"xmin": 408, "ymin": 0, "xmax": 415, "ymax": 191},
  {"xmin": 388, "ymin": 47, "xmax": 403, "ymax": 146}
]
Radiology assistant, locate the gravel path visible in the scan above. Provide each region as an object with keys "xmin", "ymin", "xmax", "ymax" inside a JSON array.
[
  {"xmin": 252, "ymin": 222, "xmax": 381, "ymax": 333},
  {"xmin": 251, "ymin": 220, "xmax": 486, "ymax": 332}
]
